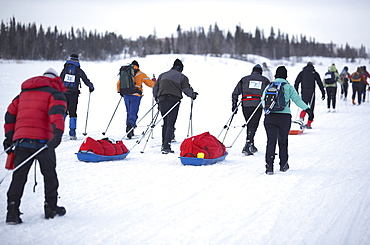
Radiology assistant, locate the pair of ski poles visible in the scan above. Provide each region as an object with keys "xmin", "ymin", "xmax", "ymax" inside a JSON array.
[{"xmin": 217, "ymin": 101, "xmax": 261, "ymax": 148}]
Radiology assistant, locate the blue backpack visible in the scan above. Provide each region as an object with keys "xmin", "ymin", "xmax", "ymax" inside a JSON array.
[
  {"xmin": 63, "ymin": 61, "xmax": 79, "ymax": 88},
  {"xmin": 264, "ymin": 81, "xmax": 287, "ymax": 114}
]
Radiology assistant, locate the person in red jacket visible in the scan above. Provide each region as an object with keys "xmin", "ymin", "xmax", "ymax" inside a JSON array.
[{"xmin": 3, "ymin": 68, "xmax": 67, "ymax": 225}]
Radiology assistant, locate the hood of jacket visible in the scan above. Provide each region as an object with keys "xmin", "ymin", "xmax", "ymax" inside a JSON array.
[{"xmin": 21, "ymin": 75, "xmax": 67, "ymax": 92}]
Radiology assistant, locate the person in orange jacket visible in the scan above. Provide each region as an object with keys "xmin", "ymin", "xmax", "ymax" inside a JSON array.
[{"xmin": 116, "ymin": 60, "xmax": 155, "ymax": 138}]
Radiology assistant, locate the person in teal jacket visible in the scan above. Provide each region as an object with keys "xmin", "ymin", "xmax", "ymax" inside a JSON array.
[
  {"xmin": 323, "ymin": 64, "xmax": 342, "ymax": 112},
  {"xmin": 261, "ymin": 66, "xmax": 313, "ymax": 175}
]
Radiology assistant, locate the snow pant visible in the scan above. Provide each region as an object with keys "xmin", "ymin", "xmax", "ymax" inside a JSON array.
[
  {"xmin": 7, "ymin": 142, "xmax": 59, "ymax": 211},
  {"xmin": 299, "ymin": 90, "xmax": 315, "ymax": 120},
  {"xmin": 341, "ymin": 82, "xmax": 349, "ymax": 99},
  {"xmin": 65, "ymin": 92, "xmax": 79, "ymax": 136},
  {"xmin": 123, "ymin": 95, "xmax": 142, "ymax": 127},
  {"xmin": 264, "ymin": 113, "xmax": 291, "ymax": 167},
  {"xmin": 360, "ymin": 82, "xmax": 367, "ymax": 102},
  {"xmin": 352, "ymin": 82, "xmax": 362, "ymax": 104},
  {"xmin": 242, "ymin": 106, "xmax": 262, "ymax": 143},
  {"xmin": 325, "ymin": 87, "xmax": 337, "ymax": 109},
  {"xmin": 158, "ymin": 98, "xmax": 180, "ymax": 148}
]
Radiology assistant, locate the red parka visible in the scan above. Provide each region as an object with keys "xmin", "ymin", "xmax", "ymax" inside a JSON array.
[{"xmin": 4, "ymin": 75, "xmax": 67, "ymax": 141}]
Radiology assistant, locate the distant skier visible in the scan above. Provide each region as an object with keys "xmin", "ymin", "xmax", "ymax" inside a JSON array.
[
  {"xmin": 349, "ymin": 67, "xmax": 366, "ymax": 105},
  {"xmin": 232, "ymin": 64, "xmax": 270, "ymax": 155},
  {"xmin": 60, "ymin": 54, "xmax": 94, "ymax": 140},
  {"xmin": 339, "ymin": 66, "xmax": 350, "ymax": 100},
  {"xmin": 294, "ymin": 62, "xmax": 325, "ymax": 129},
  {"xmin": 323, "ymin": 64, "xmax": 342, "ymax": 112},
  {"xmin": 359, "ymin": 66, "xmax": 370, "ymax": 102},
  {"xmin": 262, "ymin": 62, "xmax": 274, "ymax": 82}
]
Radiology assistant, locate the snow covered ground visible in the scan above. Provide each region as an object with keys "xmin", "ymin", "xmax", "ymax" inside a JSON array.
[{"xmin": 0, "ymin": 54, "xmax": 370, "ymax": 244}]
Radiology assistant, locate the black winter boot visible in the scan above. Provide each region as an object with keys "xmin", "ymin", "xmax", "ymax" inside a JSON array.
[
  {"xmin": 161, "ymin": 141, "xmax": 174, "ymax": 154},
  {"xmin": 6, "ymin": 201, "xmax": 22, "ymax": 225},
  {"xmin": 280, "ymin": 162, "xmax": 289, "ymax": 172},
  {"xmin": 265, "ymin": 163, "xmax": 274, "ymax": 175},
  {"xmin": 44, "ymin": 202, "xmax": 66, "ymax": 219},
  {"xmin": 242, "ymin": 142, "xmax": 253, "ymax": 156}
]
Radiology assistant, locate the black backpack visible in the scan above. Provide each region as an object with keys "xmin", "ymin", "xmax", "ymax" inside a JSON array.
[
  {"xmin": 264, "ymin": 81, "xmax": 287, "ymax": 114},
  {"xmin": 119, "ymin": 65, "xmax": 141, "ymax": 95},
  {"xmin": 324, "ymin": 71, "xmax": 336, "ymax": 84}
]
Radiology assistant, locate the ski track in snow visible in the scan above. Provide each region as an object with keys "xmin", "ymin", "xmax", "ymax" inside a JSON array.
[{"xmin": 0, "ymin": 55, "xmax": 370, "ymax": 245}]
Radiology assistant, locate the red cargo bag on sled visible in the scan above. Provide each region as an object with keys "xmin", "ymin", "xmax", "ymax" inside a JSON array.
[
  {"xmin": 76, "ymin": 137, "xmax": 129, "ymax": 162},
  {"xmin": 179, "ymin": 132, "xmax": 227, "ymax": 166}
]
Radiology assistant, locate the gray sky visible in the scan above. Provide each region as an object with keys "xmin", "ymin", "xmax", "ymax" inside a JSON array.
[{"xmin": 1, "ymin": 0, "xmax": 369, "ymax": 50}]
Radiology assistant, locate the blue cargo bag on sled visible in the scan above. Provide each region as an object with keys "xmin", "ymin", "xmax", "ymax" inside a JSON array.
[{"xmin": 179, "ymin": 132, "xmax": 228, "ymax": 166}]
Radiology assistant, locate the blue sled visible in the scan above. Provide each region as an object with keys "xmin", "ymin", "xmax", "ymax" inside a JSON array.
[
  {"xmin": 179, "ymin": 152, "xmax": 228, "ymax": 166},
  {"xmin": 75, "ymin": 151, "xmax": 130, "ymax": 162}
]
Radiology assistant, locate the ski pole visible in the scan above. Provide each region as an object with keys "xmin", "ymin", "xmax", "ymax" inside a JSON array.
[
  {"xmin": 0, "ymin": 145, "xmax": 47, "ymax": 186},
  {"xmin": 0, "ymin": 145, "xmax": 13, "ymax": 156},
  {"xmin": 140, "ymin": 110, "xmax": 160, "ymax": 153},
  {"xmin": 186, "ymin": 99, "xmax": 194, "ymax": 138},
  {"xmin": 217, "ymin": 101, "xmax": 241, "ymax": 142},
  {"xmin": 227, "ymin": 101, "xmax": 262, "ymax": 148},
  {"xmin": 102, "ymin": 97, "xmax": 122, "ymax": 135},
  {"xmin": 83, "ymin": 92, "xmax": 91, "ymax": 136},
  {"xmin": 121, "ymin": 101, "xmax": 158, "ymax": 140},
  {"xmin": 130, "ymin": 101, "xmax": 179, "ymax": 151},
  {"xmin": 130, "ymin": 110, "xmax": 160, "ymax": 151}
]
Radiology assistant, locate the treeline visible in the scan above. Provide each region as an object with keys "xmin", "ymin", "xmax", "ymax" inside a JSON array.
[{"xmin": 0, "ymin": 17, "xmax": 367, "ymax": 61}]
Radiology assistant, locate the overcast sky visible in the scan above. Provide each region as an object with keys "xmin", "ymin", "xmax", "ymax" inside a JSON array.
[{"xmin": 1, "ymin": 0, "xmax": 369, "ymax": 51}]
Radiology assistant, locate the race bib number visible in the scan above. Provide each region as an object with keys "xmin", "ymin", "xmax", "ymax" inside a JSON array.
[
  {"xmin": 64, "ymin": 74, "xmax": 75, "ymax": 83},
  {"xmin": 249, "ymin": 80, "xmax": 262, "ymax": 89}
]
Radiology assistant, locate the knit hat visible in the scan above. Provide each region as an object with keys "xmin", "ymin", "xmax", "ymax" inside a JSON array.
[
  {"xmin": 307, "ymin": 61, "xmax": 313, "ymax": 66},
  {"xmin": 252, "ymin": 64, "xmax": 262, "ymax": 74},
  {"xmin": 70, "ymin": 54, "xmax": 79, "ymax": 61},
  {"xmin": 43, "ymin": 68, "xmax": 58, "ymax": 78},
  {"xmin": 275, "ymin": 66, "xmax": 287, "ymax": 79},
  {"xmin": 173, "ymin": 59, "xmax": 184, "ymax": 72},
  {"xmin": 132, "ymin": 60, "xmax": 139, "ymax": 67}
]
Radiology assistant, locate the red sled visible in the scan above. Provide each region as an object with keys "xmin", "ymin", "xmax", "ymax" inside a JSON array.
[{"xmin": 289, "ymin": 129, "xmax": 304, "ymax": 135}]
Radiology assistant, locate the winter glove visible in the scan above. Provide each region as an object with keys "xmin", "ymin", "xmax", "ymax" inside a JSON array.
[
  {"xmin": 46, "ymin": 129, "xmax": 63, "ymax": 149},
  {"xmin": 3, "ymin": 138, "xmax": 13, "ymax": 154},
  {"xmin": 321, "ymin": 93, "xmax": 325, "ymax": 100},
  {"xmin": 232, "ymin": 103, "xmax": 238, "ymax": 114},
  {"xmin": 191, "ymin": 92, "xmax": 198, "ymax": 100},
  {"xmin": 89, "ymin": 84, "xmax": 94, "ymax": 93},
  {"xmin": 305, "ymin": 108, "xmax": 314, "ymax": 121}
]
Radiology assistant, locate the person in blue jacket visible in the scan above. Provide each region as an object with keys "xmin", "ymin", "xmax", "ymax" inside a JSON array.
[{"xmin": 261, "ymin": 66, "xmax": 313, "ymax": 175}]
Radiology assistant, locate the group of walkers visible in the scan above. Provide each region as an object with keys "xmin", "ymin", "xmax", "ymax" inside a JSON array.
[
  {"xmin": 231, "ymin": 61, "xmax": 369, "ymax": 175},
  {"xmin": 2, "ymin": 54, "xmax": 369, "ymax": 225}
]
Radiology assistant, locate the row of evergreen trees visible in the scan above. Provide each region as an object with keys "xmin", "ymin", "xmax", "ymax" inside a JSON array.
[{"xmin": 0, "ymin": 17, "xmax": 367, "ymax": 61}]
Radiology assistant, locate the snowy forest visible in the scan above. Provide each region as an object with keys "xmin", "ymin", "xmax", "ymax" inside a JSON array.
[{"xmin": 0, "ymin": 17, "xmax": 368, "ymax": 61}]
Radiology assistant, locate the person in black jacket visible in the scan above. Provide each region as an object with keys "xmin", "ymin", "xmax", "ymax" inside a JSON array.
[
  {"xmin": 294, "ymin": 62, "xmax": 325, "ymax": 129},
  {"xmin": 60, "ymin": 54, "xmax": 94, "ymax": 140},
  {"xmin": 232, "ymin": 64, "xmax": 270, "ymax": 155},
  {"xmin": 153, "ymin": 59, "xmax": 198, "ymax": 154}
]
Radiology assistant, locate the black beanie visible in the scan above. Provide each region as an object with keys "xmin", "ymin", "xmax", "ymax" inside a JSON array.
[
  {"xmin": 132, "ymin": 60, "xmax": 139, "ymax": 68},
  {"xmin": 70, "ymin": 54, "xmax": 79, "ymax": 60},
  {"xmin": 252, "ymin": 64, "xmax": 262, "ymax": 74},
  {"xmin": 275, "ymin": 66, "xmax": 287, "ymax": 79},
  {"xmin": 173, "ymin": 59, "xmax": 184, "ymax": 72}
]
